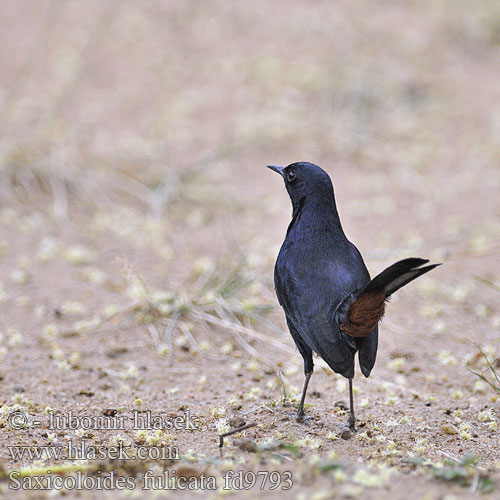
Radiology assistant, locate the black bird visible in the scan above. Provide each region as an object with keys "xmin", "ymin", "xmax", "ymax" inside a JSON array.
[{"xmin": 268, "ymin": 162, "xmax": 439, "ymax": 434}]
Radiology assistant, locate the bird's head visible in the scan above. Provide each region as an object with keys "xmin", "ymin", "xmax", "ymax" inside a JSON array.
[{"xmin": 267, "ymin": 162, "xmax": 334, "ymax": 207}]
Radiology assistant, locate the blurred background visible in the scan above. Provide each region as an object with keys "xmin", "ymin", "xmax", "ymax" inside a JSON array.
[
  {"xmin": 1, "ymin": 0, "xmax": 499, "ymax": 286},
  {"xmin": 1, "ymin": 0, "xmax": 500, "ymax": 489},
  {"xmin": 1, "ymin": 0, "xmax": 499, "ymax": 253}
]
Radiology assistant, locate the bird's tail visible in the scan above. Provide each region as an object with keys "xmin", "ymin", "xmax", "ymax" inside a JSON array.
[
  {"xmin": 365, "ymin": 258, "xmax": 440, "ymax": 299},
  {"xmin": 338, "ymin": 258, "xmax": 440, "ymax": 338}
]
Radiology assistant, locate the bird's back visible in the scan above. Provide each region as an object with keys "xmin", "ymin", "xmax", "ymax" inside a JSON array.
[{"xmin": 275, "ymin": 216, "xmax": 376, "ymax": 378}]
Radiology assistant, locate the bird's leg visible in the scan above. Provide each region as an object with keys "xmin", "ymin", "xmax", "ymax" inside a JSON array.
[
  {"xmin": 339, "ymin": 378, "xmax": 356, "ymax": 439},
  {"xmin": 296, "ymin": 371, "xmax": 312, "ymax": 422},
  {"xmin": 347, "ymin": 378, "xmax": 356, "ymax": 431}
]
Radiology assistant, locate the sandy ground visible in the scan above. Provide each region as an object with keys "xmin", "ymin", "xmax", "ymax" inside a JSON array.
[{"xmin": 0, "ymin": 1, "xmax": 500, "ymax": 498}]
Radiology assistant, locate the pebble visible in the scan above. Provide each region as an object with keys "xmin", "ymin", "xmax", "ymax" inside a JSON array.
[
  {"xmin": 340, "ymin": 427, "xmax": 352, "ymax": 440},
  {"xmin": 228, "ymin": 416, "xmax": 246, "ymax": 428},
  {"xmin": 441, "ymin": 423, "xmax": 459, "ymax": 435},
  {"xmin": 235, "ymin": 438, "xmax": 258, "ymax": 452}
]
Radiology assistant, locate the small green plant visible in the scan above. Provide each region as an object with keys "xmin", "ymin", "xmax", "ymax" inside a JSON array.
[
  {"xmin": 468, "ymin": 343, "xmax": 500, "ymax": 396},
  {"xmin": 411, "ymin": 454, "xmax": 495, "ymax": 493}
]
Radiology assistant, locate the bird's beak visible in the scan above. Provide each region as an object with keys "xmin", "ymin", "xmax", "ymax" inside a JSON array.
[{"xmin": 267, "ymin": 165, "xmax": 285, "ymax": 177}]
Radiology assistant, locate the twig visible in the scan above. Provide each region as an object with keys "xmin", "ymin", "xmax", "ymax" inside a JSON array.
[
  {"xmin": 219, "ymin": 422, "xmax": 257, "ymax": 448},
  {"xmin": 34, "ymin": 0, "xmax": 122, "ymax": 141},
  {"xmin": 147, "ymin": 324, "xmax": 161, "ymax": 345},
  {"xmin": 192, "ymin": 310, "xmax": 297, "ymax": 355},
  {"xmin": 276, "ymin": 368, "xmax": 288, "ymax": 400},
  {"xmin": 163, "ymin": 310, "xmax": 181, "ymax": 366},
  {"xmin": 438, "ymin": 450, "xmax": 486, "ymax": 472},
  {"xmin": 241, "ymin": 405, "xmax": 274, "ymax": 416},
  {"xmin": 470, "ymin": 472, "xmax": 480, "ymax": 494},
  {"xmin": 473, "ymin": 274, "xmax": 500, "ymax": 293},
  {"xmin": 270, "ymin": 452, "xmax": 294, "ymax": 462},
  {"xmin": 214, "ymin": 303, "xmax": 261, "ymax": 359},
  {"xmin": 179, "ymin": 321, "xmax": 200, "ymax": 352},
  {"xmin": 0, "ymin": 0, "xmax": 65, "ymax": 132},
  {"xmin": 438, "ymin": 450, "xmax": 461, "ymax": 463}
]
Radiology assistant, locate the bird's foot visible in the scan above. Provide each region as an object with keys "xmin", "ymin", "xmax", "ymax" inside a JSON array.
[
  {"xmin": 295, "ymin": 411, "xmax": 306, "ymax": 424},
  {"xmin": 340, "ymin": 416, "xmax": 356, "ymax": 440},
  {"xmin": 339, "ymin": 426, "xmax": 352, "ymax": 440},
  {"xmin": 296, "ymin": 414, "xmax": 312, "ymax": 425},
  {"xmin": 347, "ymin": 415, "xmax": 356, "ymax": 432},
  {"xmin": 286, "ymin": 409, "xmax": 311, "ymax": 425}
]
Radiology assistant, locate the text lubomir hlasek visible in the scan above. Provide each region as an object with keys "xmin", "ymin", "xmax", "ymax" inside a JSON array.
[{"xmin": 48, "ymin": 410, "xmax": 200, "ymax": 431}]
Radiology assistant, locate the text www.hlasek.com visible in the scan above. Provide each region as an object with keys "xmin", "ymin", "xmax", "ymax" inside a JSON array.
[{"xmin": 8, "ymin": 442, "xmax": 179, "ymax": 461}]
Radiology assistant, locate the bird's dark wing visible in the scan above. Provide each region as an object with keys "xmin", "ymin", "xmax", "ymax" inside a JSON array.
[
  {"xmin": 287, "ymin": 305, "xmax": 356, "ymax": 379},
  {"xmin": 285, "ymin": 316, "xmax": 313, "ymax": 375},
  {"xmin": 275, "ymin": 255, "xmax": 356, "ymax": 378}
]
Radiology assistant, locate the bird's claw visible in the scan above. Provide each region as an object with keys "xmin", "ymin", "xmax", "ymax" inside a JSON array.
[
  {"xmin": 296, "ymin": 412, "xmax": 306, "ymax": 423},
  {"xmin": 340, "ymin": 426, "xmax": 352, "ymax": 440},
  {"xmin": 340, "ymin": 416, "xmax": 356, "ymax": 440},
  {"xmin": 347, "ymin": 415, "xmax": 356, "ymax": 432},
  {"xmin": 288, "ymin": 409, "xmax": 311, "ymax": 425}
]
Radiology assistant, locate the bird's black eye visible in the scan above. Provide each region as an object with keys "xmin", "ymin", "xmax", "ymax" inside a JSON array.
[{"xmin": 286, "ymin": 170, "xmax": 296, "ymax": 182}]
